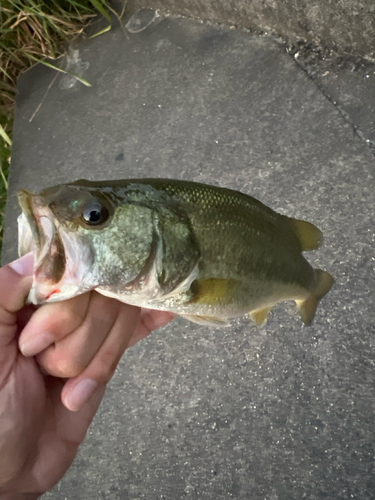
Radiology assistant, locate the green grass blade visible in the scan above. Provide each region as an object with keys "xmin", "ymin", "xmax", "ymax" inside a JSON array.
[
  {"xmin": 0, "ymin": 125, "xmax": 12, "ymax": 147},
  {"xmin": 0, "ymin": 164, "xmax": 8, "ymax": 191},
  {"xmin": 0, "ymin": 66, "xmax": 14, "ymax": 83},
  {"xmin": 89, "ymin": 0, "xmax": 112, "ymax": 23},
  {"xmin": 90, "ymin": 24, "xmax": 111, "ymax": 38},
  {"xmin": 25, "ymin": 53, "xmax": 92, "ymax": 87}
]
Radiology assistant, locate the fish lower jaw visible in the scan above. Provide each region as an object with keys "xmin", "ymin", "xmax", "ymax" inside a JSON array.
[{"xmin": 27, "ymin": 283, "xmax": 84, "ymax": 305}]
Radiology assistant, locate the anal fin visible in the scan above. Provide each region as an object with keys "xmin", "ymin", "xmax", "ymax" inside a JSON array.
[
  {"xmin": 296, "ymin": 269, "xmax": 334, "ymax": 325},
  {"xmin": 181, "ymin": 314, "xmax": 230, "ymax": 327}
]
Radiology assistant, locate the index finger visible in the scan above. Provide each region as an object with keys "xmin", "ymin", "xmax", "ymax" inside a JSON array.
[{"xmin": 0, "ymin": 253, "xmax": 33, "ymax": 348}]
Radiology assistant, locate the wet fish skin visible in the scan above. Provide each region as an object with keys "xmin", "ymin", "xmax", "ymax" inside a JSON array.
[{"xmin": 17, "ymin": 178, "xmax": 334, "ymax": 325}]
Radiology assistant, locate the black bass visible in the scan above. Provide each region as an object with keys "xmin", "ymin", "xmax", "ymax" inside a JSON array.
[{"xmin": 17, "ymin": 179, "xmax": 334, "ymax": 326}]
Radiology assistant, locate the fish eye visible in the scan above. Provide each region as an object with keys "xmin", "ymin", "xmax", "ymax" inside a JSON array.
[{"xmin": 82, "ymin": 202, "xmax": 109, "ymax": 226}]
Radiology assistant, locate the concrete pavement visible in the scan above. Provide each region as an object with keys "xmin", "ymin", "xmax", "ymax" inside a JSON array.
[{"xmin": 4, "ymin": 10, "xmax": 375, "ymax": 499}]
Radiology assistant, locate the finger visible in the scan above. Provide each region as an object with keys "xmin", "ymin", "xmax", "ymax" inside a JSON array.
[
  {"xmin": 128, "ymin": 309, "xmax": 176, "ymax": 347},
  {"xmin": 18, "ymin": 292, "xmax": 91, "ymax": 357},
  {"xmin": 17, "ymin": 304, "xmax": 38, "ymax": 333},
  {"xmin": 61, "ymin": 304, "xmax": 140, "ymax": 411},
  {"xmin": 36, "ymin": 293, "xmax": 134, "ymax": 378},
  {"xmin": 0, "ymin": 253, "xmax": 33, "ymax": 349}
]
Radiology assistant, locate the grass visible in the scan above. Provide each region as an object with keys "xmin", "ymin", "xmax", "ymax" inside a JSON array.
[{"xmin": 0, "ymin": 0, "xmax": 118, "ymax": 255}]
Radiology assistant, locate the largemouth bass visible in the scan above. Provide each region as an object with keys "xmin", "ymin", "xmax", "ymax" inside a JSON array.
[{"xmin": 17, "ymin": 179, "xmax": 334, "ymax": 326}]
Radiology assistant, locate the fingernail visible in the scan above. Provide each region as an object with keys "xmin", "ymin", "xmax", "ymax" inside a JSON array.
[
  {"xmin": 20, "ymin": 332, "xmax": 54, "ymax": 357},
  {"xmin": 65, "ymin": 379, "xmax": 99, "ymax": 412},
  {"xmin": 9, "ymin": 253, "xmax": 34, "ymax": 276}
]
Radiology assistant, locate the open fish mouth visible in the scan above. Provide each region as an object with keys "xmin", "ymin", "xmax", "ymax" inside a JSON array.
[{"xmin": 17, "ymin": 189, "xmax": 93, "ymax": 304}]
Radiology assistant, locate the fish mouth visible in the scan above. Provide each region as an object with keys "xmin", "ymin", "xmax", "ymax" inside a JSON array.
[{"xmin": 17, "ymin": 189, "xmax": 93, "ymax": 304}]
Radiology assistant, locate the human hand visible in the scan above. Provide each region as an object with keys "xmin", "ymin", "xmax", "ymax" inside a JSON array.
[{"xmin": 0, "ymin": 254, "xmax": 174, "ymax": 499}]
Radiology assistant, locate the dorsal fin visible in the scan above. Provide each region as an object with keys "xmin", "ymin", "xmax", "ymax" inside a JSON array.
[{"xmin": 289, "ymin": 218, "xmax": 323, "ymax": 251}]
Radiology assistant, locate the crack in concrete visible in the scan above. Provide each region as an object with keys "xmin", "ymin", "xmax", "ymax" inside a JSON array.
[{"xmin": 286, "ymin": 45, "xmax": 375, "ymax": 156}]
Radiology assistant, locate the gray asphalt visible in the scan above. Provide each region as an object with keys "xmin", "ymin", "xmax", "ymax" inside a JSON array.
[{"xmin": 4, "ymin": 10, "xmax": 375, "ymax": 500}]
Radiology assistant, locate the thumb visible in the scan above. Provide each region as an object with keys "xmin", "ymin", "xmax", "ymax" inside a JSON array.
[{"xmin": 8, "ymin": 252, "xmax": 34, "ymax": 278}]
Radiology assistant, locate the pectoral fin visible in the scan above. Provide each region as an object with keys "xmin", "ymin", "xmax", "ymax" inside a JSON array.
[
  {"xmin": 188, "ymin": 278, "xmax": 241, "ymax": 305},
  {"xmin": 181, "ymin": 314, "xmax": 230, "ymax": 327},
  {"xmin": 296, "ymin": 269, "xmax": 334, "ymax": 325}
]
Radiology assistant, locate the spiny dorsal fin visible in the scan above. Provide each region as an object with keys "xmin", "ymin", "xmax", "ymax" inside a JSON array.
[
  {"xmin": 295, "ymin": 269, "xmax": 334, "ymax": 325},
  {"xmin": 290, "ymin": 218, "xmax": 323, "ymax": 251}
]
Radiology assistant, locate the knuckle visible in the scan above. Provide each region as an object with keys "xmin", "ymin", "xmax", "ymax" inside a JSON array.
[
  {"xmin": 37, "ymin": 348, "xmax": 85, "ymax": 378},
  {"xmin": 44, "ymin": 306, "xmax": 86, "ymax": 337}
]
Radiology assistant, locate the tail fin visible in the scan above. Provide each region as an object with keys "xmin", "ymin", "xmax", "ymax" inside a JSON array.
[{"xmin": 296, "ymin": 269, "xmax": 334, "ymax": 325}]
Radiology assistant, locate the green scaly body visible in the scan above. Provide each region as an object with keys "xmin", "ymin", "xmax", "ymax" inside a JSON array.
[{"xmin": 18, "ymin": 178, "xmax": 334, "ymax": 325}]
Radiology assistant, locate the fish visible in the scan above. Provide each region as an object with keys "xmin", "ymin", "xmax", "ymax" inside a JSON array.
[{"xmin": 17, "ymin": 178, "xmax": 334, "ymax": 327}]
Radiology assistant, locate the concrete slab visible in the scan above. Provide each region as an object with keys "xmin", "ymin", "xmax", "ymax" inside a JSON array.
[
  {"xmin": 293, "ymin": 49, "xmax": 375, "ymax": 154},
  {"xmin": 4, "ymin": 12, "xmax": 375, "ymax": 500},
  {"xmin": 126, "ymin": 0, "xmax": 375, "ymax": 59}
]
